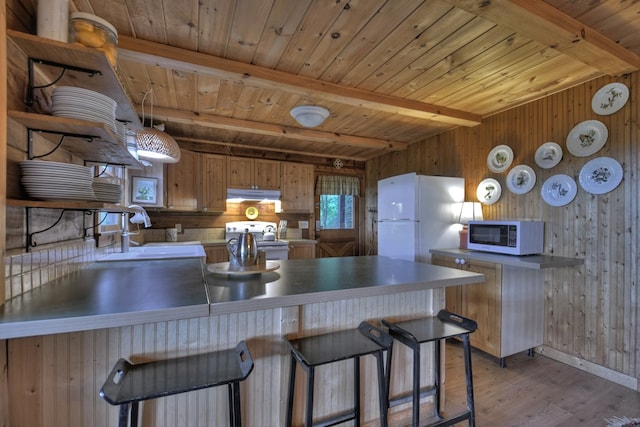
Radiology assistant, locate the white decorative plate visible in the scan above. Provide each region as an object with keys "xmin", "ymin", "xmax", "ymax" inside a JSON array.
[
  {"xmin": 541, "ymin": 174, "xmax": 577, "ymax": 207},
  {"xmin": 578, "ymin": 157, "xmax": 623, "ymax": 195},
  {"xmin": 506, "ymin": 165, "xmax": 536, "ymax": 195},
  {"xmin": 534, "ymin": 142, "xmax": 563, "ymax": 169},
  {"xmin": 566, "ymin": 120, "xmax": 608, "ymax": 157},
  {"xmin": 476, "ymin": 178, "xmax": 502, "ymax": 205},
  {"xmin": 591, "ymin": 82, "xmax": 629, "ymax": 115},
  {"xmin": 487, "ymin": 145, "xmax": 513, "ymax": 173}
]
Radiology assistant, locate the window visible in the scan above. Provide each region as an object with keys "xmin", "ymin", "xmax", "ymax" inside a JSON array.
[{"xmin": 319, "ymin": 195, "xmax": 355, "ymax": 229}]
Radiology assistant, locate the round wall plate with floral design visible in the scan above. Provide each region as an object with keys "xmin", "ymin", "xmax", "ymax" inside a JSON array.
[
  {"xmin": 566, "ymin": 120, "xmax": 608, "ymax": 157},
  {"xmin": 506, "ymin": 165, "xmax": 537, "ymax": 195},
  {"xmin": 487, "ymin": 145, "xmax": 513, "ymax": 173},
  {"xmin": 476, "ymin": 178, "xmax": 502, "ymax": 205},
  {"xmin": 578, "ymin": 157, "xmax": 623, "ymax": 195},
  {"xmin": 591, "ymin": 82, "xmax": 629, "ymax": 115}
]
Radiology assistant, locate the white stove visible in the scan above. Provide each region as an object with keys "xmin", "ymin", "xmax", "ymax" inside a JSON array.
[{"xmin": 225, "ymin": 221, "xmax": 289, "ymax": 260}]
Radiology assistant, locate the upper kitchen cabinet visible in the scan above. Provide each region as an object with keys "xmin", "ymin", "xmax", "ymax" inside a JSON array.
[
  {"xmin": 163, "ymin": 150, "xmax": 227, "ymax": 212},
  {"xmin": 281, "ymin": 162, "xmax": 314, "ymax": 213},
  {"xmin": 201, "ymin": 154, "xmax": 227, "ymax": 212},
  {"xmin": 227, "ymin": 157, "xmax": 280, "ymax": 190},
  {"xmin": 165, "ymin": 149, "xmax": 198, "ymax": 211}
]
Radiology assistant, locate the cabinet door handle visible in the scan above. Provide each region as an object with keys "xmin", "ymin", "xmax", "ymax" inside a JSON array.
[{"xmin": 459, "ymin": 258, "xmax": 466, "ymax": 265}]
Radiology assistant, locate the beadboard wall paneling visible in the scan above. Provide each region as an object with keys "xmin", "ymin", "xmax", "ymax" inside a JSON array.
[
  {"xmin": 366, "ymin": 72, "xmax": 639, "ymax": 381},
  {"xmin": 7, "ymin": 290, "xmax": 443, "ymax": 427}
]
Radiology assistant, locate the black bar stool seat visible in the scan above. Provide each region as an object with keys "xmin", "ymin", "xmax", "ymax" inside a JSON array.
[
  {"xmin": 100, "ymin": 341, "xmax": 254, "ymax": 427},
  {"xmin": 285, "ymin": 321, "xmax": 393, "ymax": 427},
  {"xmin": 382, "ymin": 310, "xmax": 477, "ymax": 427}
]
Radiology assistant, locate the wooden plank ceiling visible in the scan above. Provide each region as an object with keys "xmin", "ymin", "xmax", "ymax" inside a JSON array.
[{"xmin": 69, "ymin": 0, "xmax": 640, "ymax": 166}]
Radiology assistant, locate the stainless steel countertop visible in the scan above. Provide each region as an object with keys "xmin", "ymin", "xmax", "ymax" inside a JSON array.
[
  {"xmin": 206, "ymin": 256, "xmax": 485, "ymax": 315},
  {"xmin": 0, "ymin": 256, "xmax": 484, "ymax": 339},
  {"xmin": 0, "ymin": 258, "xmax": 209, "ymax": 339},
  {"xmin": 430, "ymin": 248, "xmax": 584, "ymax": 269}
]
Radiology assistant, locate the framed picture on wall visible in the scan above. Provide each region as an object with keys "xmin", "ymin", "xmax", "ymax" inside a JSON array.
[{"xmin": 131, "ymin": 176, "xmax": 158, "ymax": 204}]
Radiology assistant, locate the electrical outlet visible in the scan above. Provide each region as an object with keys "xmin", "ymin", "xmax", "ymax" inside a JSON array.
[
  {"xmin": 175, "ymin": 224, "xmax": 182, "ymax": 233},
  {"xmin": 299, "ymin": 221, "xmax": 309, "ymax": 229}
]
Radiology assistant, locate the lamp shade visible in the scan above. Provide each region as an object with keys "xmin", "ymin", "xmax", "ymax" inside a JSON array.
[
  {"xmin": 136, "ymin": 128, "xmax": 181, "ymax": 163},
  {"xmin": 457, "ymin": 201, "xmax": 483, "ymax": 224},
  {"xmin": 290, "ymin": 105, "xmax": 330, "ymax": 127}
]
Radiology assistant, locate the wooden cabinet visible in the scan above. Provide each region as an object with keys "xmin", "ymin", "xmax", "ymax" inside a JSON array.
[
  {"xmin": 165, "ymin": 149, "xmax": 198, "ymax": 211},
  {"xmin": 205, "ymin": 245, "xmax": 228, "ymax": 263},
  {"xmin": 227, "ymin": 157, "xmax": 280, "ymax": 190},
  {"xmin": 201, "ymin": 154, "xmax": 227, "ymax": 212},
  {"xmin": 281, "ymin": 162, "xmax": 314, "ymax": 212},
  {"xmin": 288, "ymin": 241, "xmax": 316, "ymax": 259},
  {"xmin": 432, "ymin": 253, "xmax": 544, "ymax": 365},
  {"xmin": 165, "ymin": 151, "xmax": 227, "ymax": 212}
]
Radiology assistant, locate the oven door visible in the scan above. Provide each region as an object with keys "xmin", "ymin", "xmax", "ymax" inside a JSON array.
[{"xmin": 258, "ymin": 244, "xmax": 289, "ymax": 260}]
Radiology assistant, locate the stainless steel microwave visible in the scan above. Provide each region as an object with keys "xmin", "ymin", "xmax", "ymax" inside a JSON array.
[{"xmin": 467, "ymin": 220, "xmax": 544, "ymax": 255}]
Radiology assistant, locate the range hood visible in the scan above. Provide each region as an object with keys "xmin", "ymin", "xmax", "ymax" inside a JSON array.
[{"xmin": 226, "ymin": 188, "xmax": 281, "ymax": 201}]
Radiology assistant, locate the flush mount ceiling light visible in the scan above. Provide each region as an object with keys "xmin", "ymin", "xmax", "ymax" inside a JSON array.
[
  {"xmin": 290, "ymin": 105, "xmax": 330, "ymax": 127},
  {"xmin": 136, "ymin": 87, "xmax": 181, "ymax": 163}
]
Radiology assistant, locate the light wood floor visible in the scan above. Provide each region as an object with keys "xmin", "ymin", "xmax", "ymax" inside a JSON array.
[{"xmin": 412, "ymin": 341, "xmax": 640, "ymax": 427}]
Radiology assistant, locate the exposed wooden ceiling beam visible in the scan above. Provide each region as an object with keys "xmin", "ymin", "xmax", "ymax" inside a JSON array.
[
  {"xmin": 175, "ymin": 137, "xmax": 371, "ymax": 162},
  {"xmin": 145, "ymin": 106, "xmax": 409, "ymax": 152},
  {"xmin": 118, "ymin": 36, "xmax": 482, "ymax": 127},
  {"xmin": 445, "ymin": 0, "xmax": 639, "ymax": 75}
]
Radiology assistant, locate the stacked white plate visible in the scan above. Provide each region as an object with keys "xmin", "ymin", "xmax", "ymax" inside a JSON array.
[
  {"xmin": 51, "ymin": 86, "xmax": 117, "ymax": 133},
  {"xmin": 20, "ymin": 160, "xmax": 96, "ymax": 201},
  {"xmin": 93, "ymin": 178, "xmax": 123, "ymax": 203}
]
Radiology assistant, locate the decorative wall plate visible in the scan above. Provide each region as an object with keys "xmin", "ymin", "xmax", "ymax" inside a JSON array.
[
  {"xmin": 591, "ymin": 82, "xmax": 629, "ymax": 115},
  {"xmin": 245, "ymin": 206, "xmax": 259, "ymax": 219},
  {"xmin": 487, "ymin": 145, "xmax": 513, "ymax": 173},
  {"xmin": 534, "ymin": 142, "xmax": 563, "ymax": 169},
  {"xmin": 541, "ymin": 174, "xmax": 577, "ymax": 207},
  {"xmin": 476, "ymin": 178, "xmax": 502, "ymax": 205},
  {"xmin": 566, "ymin": 120, "xmax": 608, "ymax": 157},
  {"xmin": 578, "ymin": 157, "xmax": 623, "ymax": 195},
  {"xmin": 506, "ymin": 165, "xmax": 536, "ymax": 195}
]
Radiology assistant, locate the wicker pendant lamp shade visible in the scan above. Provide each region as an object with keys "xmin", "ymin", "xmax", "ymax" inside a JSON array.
[
  {"xmin": 136, "ymin": 87, "xmax": 181, "ymax": 163},
  {"xmin": 136, "ymin": 128, "xmax": 181, "ymax": 163}
]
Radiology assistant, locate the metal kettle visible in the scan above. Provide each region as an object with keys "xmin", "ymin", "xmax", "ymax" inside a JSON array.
[{"xmin": 227, "ymin": 229, "xmax": 258, "ymax": 266}]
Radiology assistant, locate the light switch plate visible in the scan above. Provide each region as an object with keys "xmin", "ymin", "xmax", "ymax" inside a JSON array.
[
  {"xmin": 298, "ymin": 221, "xmax": 309, "ymax": 229},
  {"xmin": 175, "ymin": 224, "xmax": 182, "ymax": 233}
]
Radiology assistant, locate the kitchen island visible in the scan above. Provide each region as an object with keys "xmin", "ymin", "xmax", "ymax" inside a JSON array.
[{"xmin": 2, "ymin": 256, "xmax": 484, "ymax": 426}]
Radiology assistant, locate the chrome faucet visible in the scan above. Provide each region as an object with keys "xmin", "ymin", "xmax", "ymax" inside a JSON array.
[{"xmin": 121, "ymin": 205, "xmax": 152, "ymax": 252}]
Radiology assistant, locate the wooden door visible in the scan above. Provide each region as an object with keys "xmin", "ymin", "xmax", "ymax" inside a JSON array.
[
  {"xmin": 254, "ymin": 159, "xmax": 280, "ymax": 190},
  {"xmin": 227, "ymin": 157, "xmax": 254, "ymax": 188},
  {"xmin": 315, "ymin": 194, "xmax": 360, "ymax": 258}
]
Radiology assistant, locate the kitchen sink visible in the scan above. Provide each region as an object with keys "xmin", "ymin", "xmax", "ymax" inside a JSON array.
[{"xmin": 97, "ymin": 244, "xmax": 206, "ymax": 262}]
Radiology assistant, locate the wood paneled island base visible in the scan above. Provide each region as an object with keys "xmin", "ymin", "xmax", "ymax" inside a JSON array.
[{"xmin": 4, "ymin": 256, "xmax": 484, "ymax": 426}]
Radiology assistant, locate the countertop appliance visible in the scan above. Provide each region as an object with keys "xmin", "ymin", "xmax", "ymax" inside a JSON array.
[
  {"xmin": 377, "ymin": 173, "xmax": 464, "ymax": 263},
  {"xmin": 225, "ymin": 221, "xmax": 289, "ymax": 260},
  {"xmin": 467, "ymin": 220, "xmax": 544, "ymax": 255}
]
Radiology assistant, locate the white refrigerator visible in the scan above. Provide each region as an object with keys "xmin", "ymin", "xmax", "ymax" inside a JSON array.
[{"xmin": 377, "ymin": 173, "xmax": 464, "ymax": 263}]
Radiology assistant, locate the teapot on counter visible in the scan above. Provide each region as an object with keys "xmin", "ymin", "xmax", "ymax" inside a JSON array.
[{"xmin": 227, "ymin": 229, "xmax": 258, "ymax": 266}]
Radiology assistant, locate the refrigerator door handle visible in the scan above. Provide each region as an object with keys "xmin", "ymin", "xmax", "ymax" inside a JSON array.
[{"xmin": 378, "ymin": 218, "xmax": 416, "ymax": 222}]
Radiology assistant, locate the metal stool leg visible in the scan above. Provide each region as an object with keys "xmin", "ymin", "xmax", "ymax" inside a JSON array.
[
  {"xmin": 286, "ymin": 353, "xmax": 297, "ymax": 427},
  {"xmin": 434, "ymin": 340, "xmax": 442, "ymax": 419},
  {"xmin": 306, "ymin": 366, "xmax": 315, "ymax": 427},
  {"xmin": 374, "ymin": 350, "xmax": 388, "ymax": 427},
  {"xmin": 412, "ymin": 344, "xmax": 421, "ymax": 426},
  {"xmin": 228, "ymin": 381, "xmax": 242, "ymax": 427},
  {"xmin": 463, "ymin": 334, "xmax": 476, "ymax": 427},
  {"xmin": 353, "ymin": 356, "xmax": 361, "ymax": 427},
  {"xmin": 118, "ymin": 404, "xmax": 129, "ymax": 427}
]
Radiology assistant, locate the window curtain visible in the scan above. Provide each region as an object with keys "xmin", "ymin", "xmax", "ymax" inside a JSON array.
[{"xmin": 315, "ymin": 175, "xmax": 360, "ymax": 196}]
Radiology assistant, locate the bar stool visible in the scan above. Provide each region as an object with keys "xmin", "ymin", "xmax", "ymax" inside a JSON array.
[
  {"xmin": 285, "ymin": 321, "xmax": 393, "ymax": 427},
  {"xmin": 99, "ymin": 341, "xmax": 254, "ymax": 427},
  {"xmin": 382, "ymin": 310, "xmax": 477, "ymax": 427}
]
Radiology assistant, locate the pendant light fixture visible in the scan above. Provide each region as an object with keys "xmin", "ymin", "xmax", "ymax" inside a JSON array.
[{"xmin": 136, "ymin": 87, "xmax": 181, "ymax": 163}]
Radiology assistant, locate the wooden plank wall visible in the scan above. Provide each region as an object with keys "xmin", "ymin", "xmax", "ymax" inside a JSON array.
[{"xmin": 366, "ymin": 72, "xmax": 639, "ymax": 383}]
